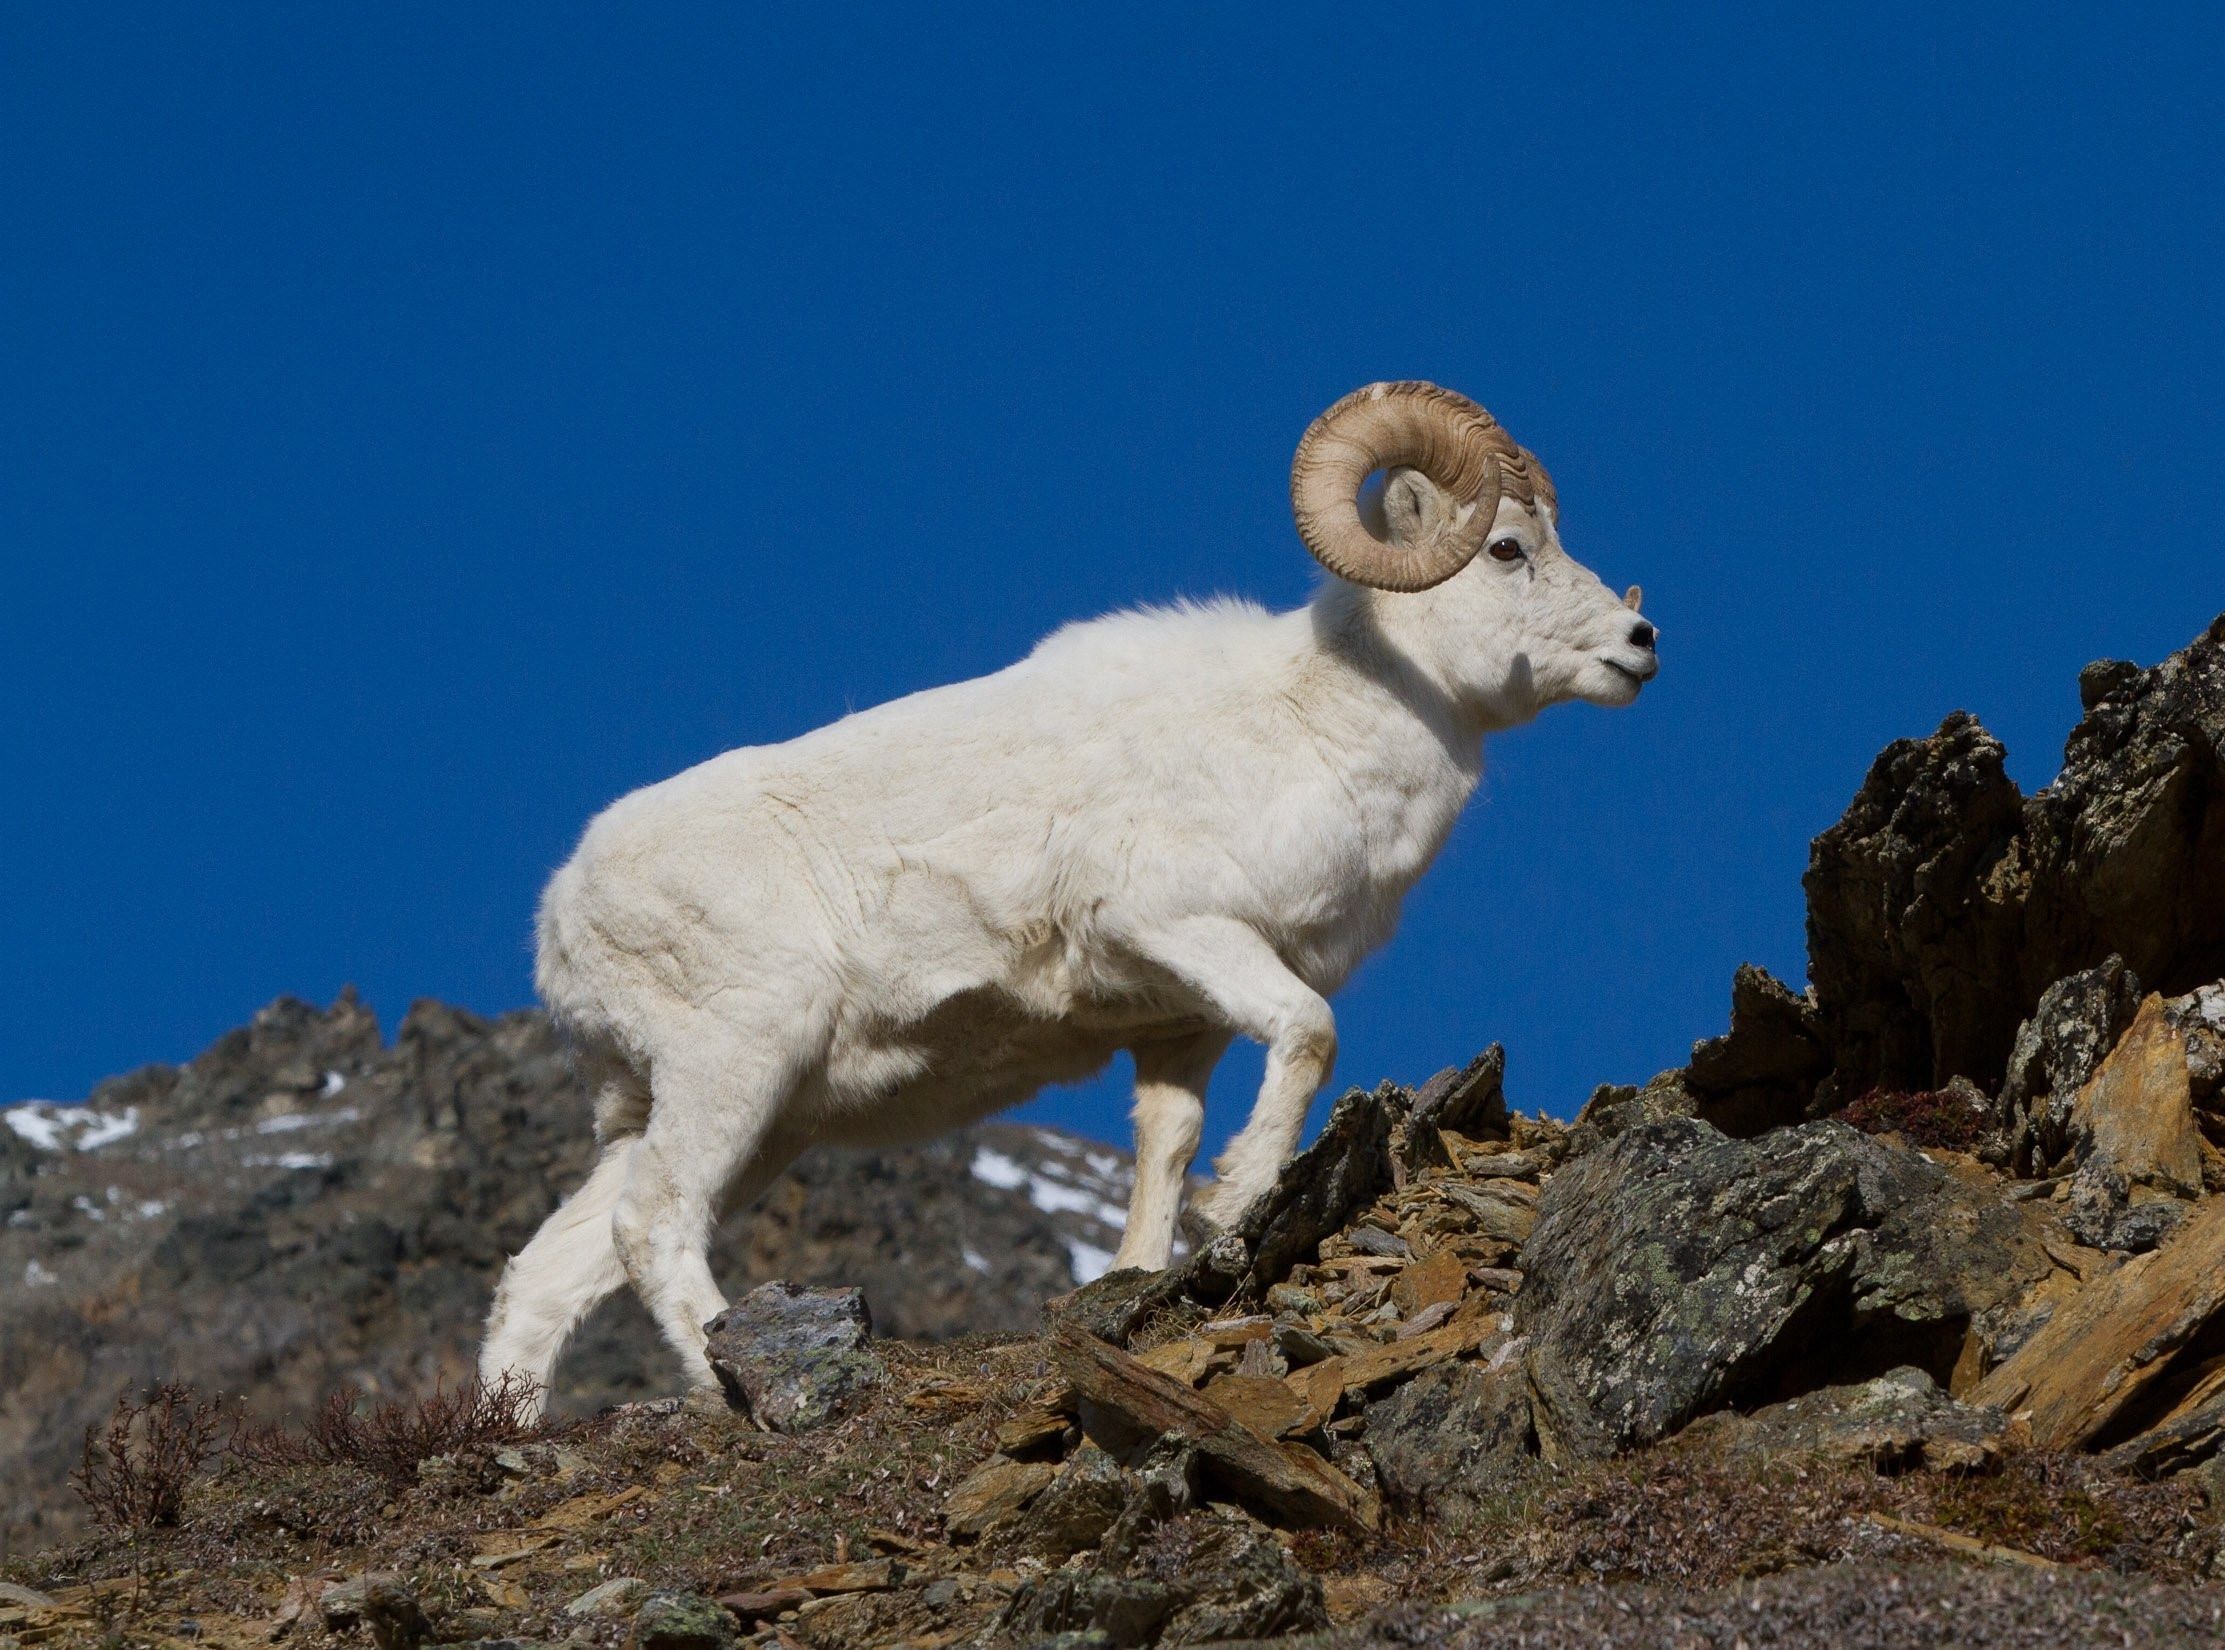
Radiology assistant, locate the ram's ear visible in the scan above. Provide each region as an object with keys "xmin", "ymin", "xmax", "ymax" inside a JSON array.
[{"xmin": 1379, "ymin": 465, "xmax": 1454, "ymax": 550}]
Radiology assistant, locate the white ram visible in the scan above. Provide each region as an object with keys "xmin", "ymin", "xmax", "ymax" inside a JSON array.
[{"xmin": 481, "ymin": 382, "xmax": 1658, "ymax": 1408}]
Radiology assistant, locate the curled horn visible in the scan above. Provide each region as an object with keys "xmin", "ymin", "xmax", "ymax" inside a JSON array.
[{"xmin": 1290, "ymin": 382, "xmax": 1547, "ymax": 592}]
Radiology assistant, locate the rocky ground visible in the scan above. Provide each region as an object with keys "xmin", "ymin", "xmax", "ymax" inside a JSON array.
[{"xmin": 3, "ymin": 614, "xmax": 2223, "ymax": 1650}]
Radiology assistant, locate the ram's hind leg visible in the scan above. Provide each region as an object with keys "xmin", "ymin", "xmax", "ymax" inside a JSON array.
[
  {"xmin": 611, "ymin": 1043, "xmax": 801, "ymax": 1397},
  {"xmin": 479, "ymin": 1071, "xmax": 650, "ymax": 1417}
]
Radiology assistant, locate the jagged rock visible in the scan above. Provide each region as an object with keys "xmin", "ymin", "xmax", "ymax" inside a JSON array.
[
  {"xmin": 1805, "ymin": 711, "xmax": 2027, "ymax": 1106},
  {"xmin": 1806, "ymin": 618, "xmax": 2225, "ymax": 1106},
  {"xmin": 1675, "ymin": 1366, "xmax": 2007, "ymax": 1471},
  {"xmin": 1400, "ymin": 1047, "xmax": 1508, "ymax": 1171},
  {"xmin": 1222, "ymin": 1082, "xmax": 1407, "ymax": 1298},
  {"xmin": 1052, "ymin": 1322, "xmax": 1378, "ymax": 1531},
  {"xmin": 2066, "ymin": 995, "xmax": 2204, "ymax": 1197},
  {"xmin": 625, "ymin": 1590, "xmax": 738, "ymax": 1650},
  {"xmin": 2059, "ymin": 1167, "xmax": 2189, "ymax": 1254},
  {"xmin": 1362, "ymin": 1357, "xmax": 1535, "ymax": 1513},
  {"xmin": 1154, "ymin": 1514, "xmax": 1328, "ymax": 1644},
  {"xmin": 1998, "ymin": 957, "xmax": 2144, "ymax": 1171},
  {"xmin": 1681, "ymin": 965, "xmax": 1832, "ymax": 1136},
  {"xmin": 1010, "ymin": 1443, "xmax": 1129, "ymax": 1560},
  {"xmin": 1565, "ymin": 1071, "xmax": 1699, "ymax": 1159},
  {"xmin": 999, "ymin": 1570, "xmax": 1178, "ymax": 1647},
  {"xmin": 1517, "ymin": 1118, "xmax": 2049, "ymax": 1460},
  {"xmin": 704, "ymin": 1281, "xmax": 883, "ymax": 1432}
]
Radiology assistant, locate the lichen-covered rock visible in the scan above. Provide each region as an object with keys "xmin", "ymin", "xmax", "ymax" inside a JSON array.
[
  {"xmin": 1000, "ymin": 1511, "xmax": 1326, "ymax": 1647},
  {"xmin": 1675, "ymin": 1366, "xmax": 2007, "ymax": 1471},
  {"xmin": 1010, "ymin": 1443, "xmax": 1130, "ymax": 1560},
  {"xmin": 1362, "ymin": 1356, "xmax": 1535, "ymax": 1513},
  {"xmin": 625, "ymin": 1591, "xmax": 737, "ymax": 1650},
  {"xmin": 1517, "ymin": 1118, "xmax": 2048, "ymax": 1460},
  {"xmin": 704, "ymin": 1282, "xmax": 883, "ymax": 1432}
]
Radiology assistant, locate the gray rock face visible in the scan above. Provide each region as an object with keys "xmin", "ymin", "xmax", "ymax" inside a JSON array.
[
  {"xmin": 0, "ymin": 992, "xmax": 1140, "ymax": 1550},
  {"xmin": 1804, "ymin": 616, "xmax": 2225, "ymax": 1106},
  {"xmin": 1517, "ymin": 1118, "xmax": 2047, "ymax": 1460},
  {"xmin": 704, "ymin": 1281, "xmax": 883, "ymax": 1432}
]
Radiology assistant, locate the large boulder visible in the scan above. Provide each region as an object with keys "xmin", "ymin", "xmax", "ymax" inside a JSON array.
[{"xmin": 1516, "ymin": 1118, "xmax": 2049, "ymax": 1461}]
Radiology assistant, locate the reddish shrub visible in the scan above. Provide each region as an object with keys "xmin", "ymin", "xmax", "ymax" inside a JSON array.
[
  {"xmin": 1835, "ymin": 1085, "xmax": 1987, "ymax": 1152},
  {"xmin": 233, "ymin": 1372, "xmax": 543, "ymax": 1485},
  {"xmin": 72, "ymin": 1383, "xmax": 229, "ymax": 1531}
]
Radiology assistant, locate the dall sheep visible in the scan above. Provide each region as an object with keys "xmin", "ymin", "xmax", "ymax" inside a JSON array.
[{"xmin": 481, "ymin": 382, "xmax": 1658, "ymax": 1410}]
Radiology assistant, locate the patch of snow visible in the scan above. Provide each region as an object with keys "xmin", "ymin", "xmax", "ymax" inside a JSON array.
[
  {"xmin": 4, "ymin": 1102, "xmax": 139, "ymax": 1152},
  {"xmin": 961, "ymin": 1246, "xmax": 991, "ymax": 1275},
  {"xmin": 255, "ymin": 1106, "xmax": 360, "ymax": 1135},
  {"xmin": 23, "ymin": 1259, "xmax": 59, "ymax": 1288},
  {"xmin": 972, "ymin": 1145, "xmax": 1126, "ymax": 1227},
  {"xmin": 1065, "ymin": 1238, "xmax": 1117, "ymax": 1285},
  {"xmin": 243, "ymin": 1151, "xmax": 333, "ymax": 1171},
  {"xmin": 1020, "ymin": 1175, "xmax": 1128, "ymax": 1227},
  {"xmin": 970, "ymin": 1146, "xmax": 1029, "ymax": 1190}
]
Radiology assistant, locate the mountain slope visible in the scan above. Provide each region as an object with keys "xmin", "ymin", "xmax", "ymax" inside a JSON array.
[{"xmin": 0, "ymin": 994, "xmax": 1138, "ymax": 1552}]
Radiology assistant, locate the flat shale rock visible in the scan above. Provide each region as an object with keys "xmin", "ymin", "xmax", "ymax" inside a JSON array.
[
  {"xmin": 1676, "ymin": 1366, "xmax": 2007, "ymax": 1471},
  {"xmin": 1517, "ymin": 1118, "xmax": 2047, "ymax": 1460},
  {"xmin": 1972, "ymin": 1192, "xmax": 2225, "ymax": 1449},
  {"xmin": 704, "ymin": 1281, "xmax": 884, "ymax": 1432}
]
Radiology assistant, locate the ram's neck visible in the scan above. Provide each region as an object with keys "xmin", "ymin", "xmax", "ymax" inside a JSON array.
[{"xmin": 1283, "ymin": 584, "xmax": 1487, "ymax": 887}]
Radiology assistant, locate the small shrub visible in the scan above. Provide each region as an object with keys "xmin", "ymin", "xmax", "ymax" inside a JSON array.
[
  {"xmin": 1835, "ymin": 1085, "xmax": 1986, "ymax": 1152},
  {"xmin": 72, "ymin": 1382, "xmax": 229, "ymax": 1531},
  {"xmin": 233, "ymin": 1372, "xmax": 543, "ymax": 1485}
]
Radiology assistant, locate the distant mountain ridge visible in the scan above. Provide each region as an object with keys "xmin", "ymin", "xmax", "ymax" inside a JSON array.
[{"xmin": 0, "ymin": 991, "xmax": 1140, "ymax": 1552}]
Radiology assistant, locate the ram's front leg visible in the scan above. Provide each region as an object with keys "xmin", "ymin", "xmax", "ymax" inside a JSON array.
[{"xmin": 1127, "ymin": 918, "xmax": 1337, "ymax": 1234}]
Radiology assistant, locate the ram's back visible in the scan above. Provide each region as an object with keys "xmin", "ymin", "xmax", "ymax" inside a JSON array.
[{"xmin": 534, "ymin": 599, "xmax": 1315, "ymax": 1068}]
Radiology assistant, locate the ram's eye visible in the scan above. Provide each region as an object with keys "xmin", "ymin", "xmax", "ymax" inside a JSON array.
[{"xmin": 1487, "ymin": 538, "xmax": 1525, "ymax": 562}]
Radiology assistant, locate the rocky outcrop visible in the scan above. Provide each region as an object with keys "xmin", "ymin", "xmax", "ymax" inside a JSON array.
[
  {"xmin": 1804, "ymin": 617, "xmax": 2225, "ymax": 1106},
  {"xmin": 0, "ymin": 993, "xmax": 1143, "ymax": 1551}
]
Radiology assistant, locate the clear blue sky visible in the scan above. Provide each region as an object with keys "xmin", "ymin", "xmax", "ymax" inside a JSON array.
[{"xmin": 5, "ymin": 7, "xmax": 2221, "ymax": 1156}]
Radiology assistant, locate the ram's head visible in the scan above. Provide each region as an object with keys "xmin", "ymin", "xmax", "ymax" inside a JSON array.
[{"xmin": 1293, "ymin": 381, "xmax": 1658, "ymax": 714}]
